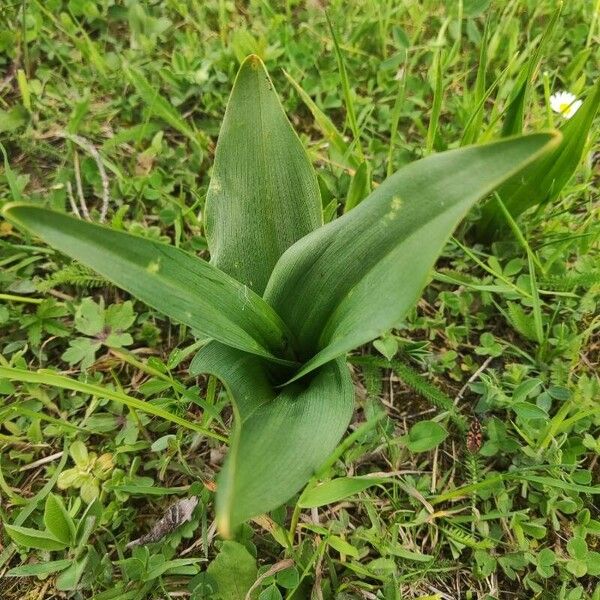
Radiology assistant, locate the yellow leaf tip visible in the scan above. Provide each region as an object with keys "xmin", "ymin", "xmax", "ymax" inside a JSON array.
[
  {"xmin": 216, "ymin": 513, "xmax": 232, "ymax": 539},
  {"xmin": 244, "ymin": 54, "xmax": 264, "ymax": 70}
]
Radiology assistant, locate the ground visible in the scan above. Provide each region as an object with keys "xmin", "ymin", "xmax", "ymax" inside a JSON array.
[{"xmin": 0, "ymin": 0, "xmax": 599, "ymax": 599}]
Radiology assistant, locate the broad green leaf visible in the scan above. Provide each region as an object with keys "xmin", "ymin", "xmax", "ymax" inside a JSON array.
[
  {"xmin": 205, "ymin": 541, "xmax": 257, "ymax": 600},
  {"xmin": 7, "ymin": 559, "xmax": 72, "ymax": 577},
  {"xmin": 4, "ymin": 524, "xmax": 68, "ymax": 551},
  {"xmin": 298, "ymin": 476, "xmax": 387, "ymax": 508},
  {"xmin": 476, "ymin": 80, "xmax": 600, "ymax": 239},
  {"xmin": 44, "ymin": 493, "xmax": 76, "ymax": 545},
  {"xmin": 206, "ymin": 55, "xmax": 321, "ymax": 294},
  {"xmin": 404, "ymin": 420, "xmax": 448, "ymax": 453},
  {"xmin": 259, "ymin": 585, "xmax": 283, "ymax": 600},
  {"xmin": 264, "ymin": 133, "xmax": 559, "ymax": 380},
  {"xmin": 512, "ymin": 402, "xmax": 548, "ymax": 421},
  {"xmin": 55, "ymin": 554, "xmax": 90, "ymax": 591},
  {"xmin": 2, "ymin": 205, "xmax": 291, "ymax": 363},
  {"xmin": 190, "ymin": 342, "xmax": 354, "ymax": 536}
]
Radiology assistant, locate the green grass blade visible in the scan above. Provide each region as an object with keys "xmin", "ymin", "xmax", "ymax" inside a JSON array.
[
  {"xmin": 0, "ymin": 366, "xmax": 226, "ymax": 442},
  {"xmin": 205, "ymin": 55, "xmax": 322, "ymax": 294},
  {"xmin": 263, "ymin": 133, "xmax": 560, "ymax": 381},
  {"xmin": 426, "ymin": 50, "xmax": 443, "ymax": 153},
  {"xmin": 326, "ymin": 13, "xmax": 363, "ymax": 160},
  {"xmin": 527, "ymin": 250, "xmax": 544, "ymax": 345},
  {"xmin": 190, "ymin": 342, "xmax": 354, "ymax": 536},
  {"xmin": 344, "ymin": 161, "xmax": 371, "ymax": 212},
  {"xmin": 283, "ymin": 69, "xmax": 359, "ymax": 171},
  {"xmin": 501, "ymin": 7, "xmax": 560, "ymax": 138},
  {"xmin": 2, "ymin": 205, "xmax": 291, "ymax": 363},
  {"xmin": 501, "ymin": 74, "xmax": 528, "ymax": 137},
  {"xmin": 386, "ymin": 56, "xmax": 408, "ymax": 176},
  {"xmin": 0, "ymin": 143, "xmax": 23, "ymax": 201}
]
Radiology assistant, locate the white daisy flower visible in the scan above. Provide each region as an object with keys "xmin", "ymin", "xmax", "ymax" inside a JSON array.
[{"xmin": 549, "ymin": 91, "xmax": 582, "ymax": 119}]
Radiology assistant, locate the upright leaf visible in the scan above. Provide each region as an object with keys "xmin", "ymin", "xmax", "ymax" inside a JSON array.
[
  {"xmin": 476, "ymin": 80, "xmax": 600, "ymax": 240},
  {"xmin": 501, "ymin": 9, "xmax": 560, "ymax": 138},
  {"xmin": 2, "ymin": 205, "xmax": 291, "ymax": 362},
  {"xmin": 264, "ymin": 133, "xmax": 559, "ymax": 380},
  {"xmin": 205, "ymin": 55, "xmax": 321, "ymax": 294},
  {"xmin": 501, "ymin": 76, "xmax": 527, "ymax": 137},
  {"xmin": 190, "ymin": 342, "xmax": 354, "ymax": 536},
  {"xmin": 44, "ymin": 493, "xmax": 76, "ymax": 546}
]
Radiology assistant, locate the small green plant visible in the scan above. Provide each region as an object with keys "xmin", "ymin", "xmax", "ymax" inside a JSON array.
[
  {"xmin": 62, "ymin": 298, "xmax": 136, "ymax": 369},
  {"xmin": 4, "ymin": 493, "xmax": 102, "ymax": 590},
  {"xmin": 2, "ymin": 55, "xmax": 559, "ymax": 536},
  {"xmin": 57, "ymin": 440, "xmax": 115, "ymax": 503}
]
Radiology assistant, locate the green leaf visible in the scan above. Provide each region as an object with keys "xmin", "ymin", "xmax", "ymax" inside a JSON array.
[
  {"xmin": 344, "ymin": 161, "xmax": 371, "ymax": 213},
  {"xmin": 2, "ymin": 205, "xmax": 291, "ymax": 363},
  {"xmin": 0, "ymin": 142, "xmax": 28, "ymax": 201},
  {"xmin": 512, "ymin": 402, "xmax": 548, "ymax": 422},
  {"xmin": 405, "ymin": 420, "xmax": 448, "ymax": 453},
  {"xmin": 298, "ymin": 476, "xmax": 386, "ymax": 508},
  {"xmin": 55, "ymin": 554, "xmax": 89, "ymax": 591},
  {"xmin": 567, "ymin": 537, "xmax": 588, "ymax": 561},
  {"xmin": 276, "ymin": 566, "xmax": 299, "ymax": 589},
  {"xmin": 264, "ymin": 133, "xmax": 559, "ymax": 380},
  {"xmin": 69, "ymin": 440, "xmax": 89, "ymax": 468},
  {"xmin": 587, "ymin": 552, "xmax": 600, "ymax": 577},
  {"xmin": 0, "ymin": 105, "xmax": 29, "ymax": 134},
  {"xmin": 259, "ymin": 585, "xmax": 282, "ymax": 600},
  {"xmin": 327, "ymin": 535, "xmax": 360, "ymax": 558},
  {"xmin": 205, "ymin": 541, "xmax": 257, "ymax": 600},
  {"xmin": 62, "ymin": 337, "xmax": 102, "ymax": 369},
  {"xmin": 387, "ymin": 546, "xmax": 435, "ymax": 562},
  {"xmin": 7, "ymin": 559, "xmax": 72, "ymax": 577},
  {"xmin": 537, "ymin": 548, "xmax": 556, "ymax": 567},
  {"xmin": 44, "ymin": 493, "xmax": 76, "ymax": 545},
  {"xmin": 105, "ymin": 301, "xmax": 136, "ymax": 331},
  {"xmin": 190, "ymin": 342, "xmax": 354, "ymax": 535},
  {"xmin": 477, "ymin": 80, "xmax": 600, "ymax": 239},
  {"xmin": 501, "ymin": 10, "xmax": 559, "ymax": 138},
  {"xmin": 205, "ymin": 55, "xmax": 321, "ymax": 294},
  {"xmin": 4, "ymin": 524, "xmax": 68, "ymax": 551},
  {"xmin": 501, "ymin": 77, "xmax": 527, "ymax": 137}
]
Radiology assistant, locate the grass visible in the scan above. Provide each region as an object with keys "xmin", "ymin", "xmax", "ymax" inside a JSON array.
[{"xmin": 0, "ymin": 0, "xmax": 599, "ymax": 598}]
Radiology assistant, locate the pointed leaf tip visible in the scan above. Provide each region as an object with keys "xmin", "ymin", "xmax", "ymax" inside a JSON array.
[{"xmin": 205, "ymin": 51, "xmax": 321, "ymax": 294}]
